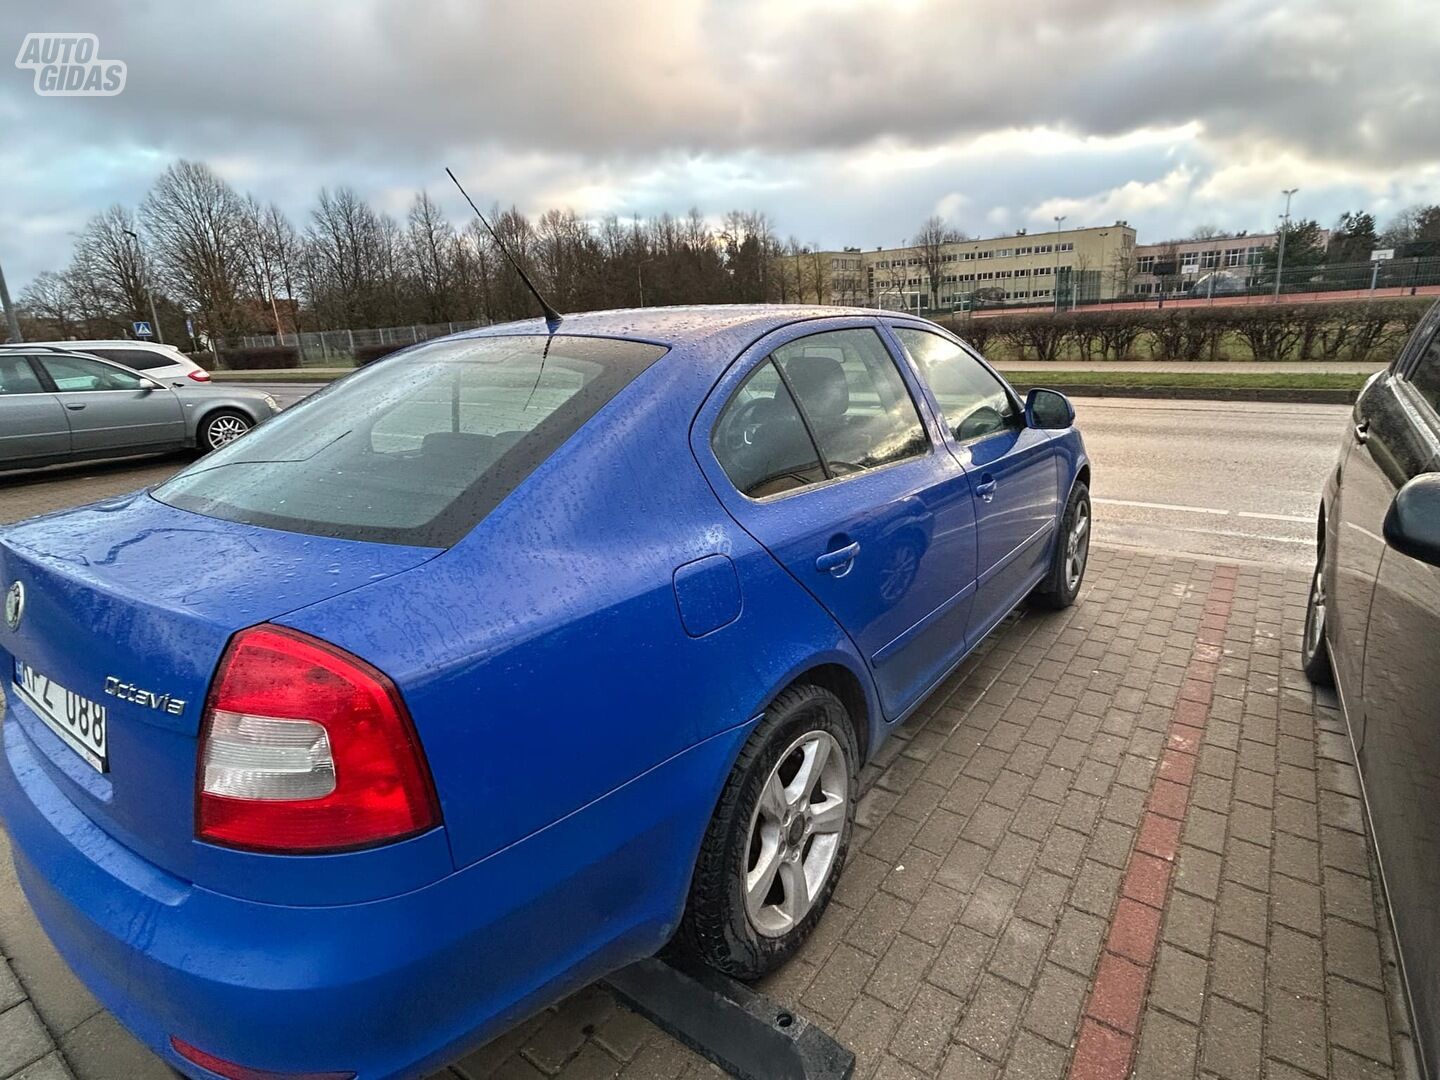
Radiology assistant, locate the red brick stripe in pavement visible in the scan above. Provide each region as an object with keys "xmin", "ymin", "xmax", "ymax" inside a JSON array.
[{"xmin": 1067, "ymin": 564, "xmax": 1239, "ymax": 1080}]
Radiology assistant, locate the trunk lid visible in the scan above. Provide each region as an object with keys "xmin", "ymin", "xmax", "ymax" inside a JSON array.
[{"xmin": 0, "ymin": 490, "xmax": 439, "ymax": 882}]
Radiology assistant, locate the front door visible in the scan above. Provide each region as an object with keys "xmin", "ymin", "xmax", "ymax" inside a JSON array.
[
  {"xmin": 0, "ymin": 354, "xmax": 70, "ymax": 465},
  {"xmin": 889, "ymin": 325, "xmax": 1059, "ymax": 640},
  {"xmin": 700, "ymin": 322, "xmax": 978, "ymax": 718},
  {"xmin": 36, "ymin": 353, "xmax": 186, "ymax": 453},
  {"xmin": 1352, "ymin": 322, "xmax": 1440, "ymax": 1076}
]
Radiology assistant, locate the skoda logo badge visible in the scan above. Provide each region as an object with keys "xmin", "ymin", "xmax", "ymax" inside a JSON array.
[{"xmin": 4, "ymin": 581, "xmax": 23, "ymax": 631}]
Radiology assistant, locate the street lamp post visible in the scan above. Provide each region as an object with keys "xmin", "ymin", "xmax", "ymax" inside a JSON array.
[
  {"xmin": 1273, "ymin": 188, "xmax": 1298, "ymax": 300},
  {"xmin": 1053, "ymin": 215, "xmax": 1066, "ymax": 314},
  {"xmin": 123, "ymin": 228, "xmax": 165, "ymax": 343},
  {"xmin": 0, "ymin": 252, "xmax": 21, "ymax": 342}
]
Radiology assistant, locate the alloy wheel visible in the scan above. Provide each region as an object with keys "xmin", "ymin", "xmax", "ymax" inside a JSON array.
[
  {"xmin": 207, "ymin": 414, "xmax": 250, "ymax": 449},
  {"xmin": 743, "ymin": 730, "xmax": 848, "ymax": 938},
  {"xmin": 1065, "ymin": 499, "xmax": 1091, "ymax": 591},
  {"xmin": 1305, "ymin": 562, "xmax": 1326, "ymax": 659}
]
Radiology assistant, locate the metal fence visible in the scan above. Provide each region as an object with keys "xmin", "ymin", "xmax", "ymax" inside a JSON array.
[{"xmin": 224, "ymin": 320, "xmax": 487, "ymax": 365}]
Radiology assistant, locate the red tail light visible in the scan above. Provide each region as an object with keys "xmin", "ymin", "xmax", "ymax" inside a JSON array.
[
  {"xmin": 170, "ymin": 1036, "xmax": 354, "ymax": 1080},
  {"xmin": 197, "ymin": 625, "xmax": 440, "ymax": 853},
  {"xmin": 188, "ymin": 369, "xmax": 212, "ymax": 381}
]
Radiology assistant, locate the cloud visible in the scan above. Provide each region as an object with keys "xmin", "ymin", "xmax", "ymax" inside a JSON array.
[{"xmin": 1, "ymin": 0, "xmax": 1438, "ymax": 287}]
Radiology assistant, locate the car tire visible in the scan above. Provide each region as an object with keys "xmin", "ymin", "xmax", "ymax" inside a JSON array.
[
  {"xmin": 676, "ymin": 683, "xmax": 858, "ymax": 980},
  {"xmin": 199, "ymin": 409, "xmax": 252, "ymax": 453},
  {"xmin": 1301, "ymin": 544, "xmax": 1334, "ymax": 686},
  {"xmin": 1030, "ymin": 480, "xmax": 1091, "ymax": 610}
]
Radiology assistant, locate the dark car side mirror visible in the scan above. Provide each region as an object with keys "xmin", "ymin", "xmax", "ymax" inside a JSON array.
[
  {"xmin": 1025, "ymin": 388, "xmax": 1075, "ymax": 430},
  {"xmin": 1383, "ymin": 473, "xmax": 1440, "ymax": 568}
]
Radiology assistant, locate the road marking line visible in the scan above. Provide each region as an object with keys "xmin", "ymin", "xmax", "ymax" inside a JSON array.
[
  {"xmin": 1093, "ymin": 497, "xmax": 1228, "ymax": 516},
  {"xmin": 1236, "ymin": 510, "xmax": 1312, "ymax": 524}
]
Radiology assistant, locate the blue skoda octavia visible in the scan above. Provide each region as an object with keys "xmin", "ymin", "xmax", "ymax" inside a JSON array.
[{"xmin": 0, "ymin": 307, "xmax": 1089, "ymax": 1079}]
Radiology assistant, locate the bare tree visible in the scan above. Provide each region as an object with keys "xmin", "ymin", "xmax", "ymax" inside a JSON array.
[
  {"xmin": 142, "ymin": 160, "xmax": 252, "ymax": 340},
  {"xmin": 913, "ymin": 216, "xmax": 967, "ymax": 311}
]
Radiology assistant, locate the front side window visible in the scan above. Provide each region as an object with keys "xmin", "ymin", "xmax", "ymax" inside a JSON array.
[
  {"xmin": 155, "ymin": 335, "xmax": 667, "ymax": 546},
  {"xmin": 1408, "ymin": 326, "xmax": 1440, "ymax": 417},
  {"xmin": 711, "ymin": 360, "xmax": 826, "ymax": 499},
  {"xmin": 893, "ymin": 327, "xmax": 1020, "ymax": 442},
  {"xmin": 771, "ymin": 328, "xmax": 927, "ymax": 475},
  {"xmin": 39, "ymin": 354, "xmax": 147, "ymax": 392},
  {"xmin": 0, "ymin": 355, "xmax": 44, "ymax": 394}
]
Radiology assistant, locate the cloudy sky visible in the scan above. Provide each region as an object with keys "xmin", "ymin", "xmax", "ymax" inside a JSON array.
[{"xmin": 1, "ymin": 0, "xmax": 1436, "ymax": 290}]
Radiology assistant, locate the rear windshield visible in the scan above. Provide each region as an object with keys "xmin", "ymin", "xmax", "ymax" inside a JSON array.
[
  {"xmin": 81, "ymin": 347, "xmax": 175, "ymax": 370},
  {"xmin": 154, "ymin": 335, "xmax": 668, "ymax": 546}
]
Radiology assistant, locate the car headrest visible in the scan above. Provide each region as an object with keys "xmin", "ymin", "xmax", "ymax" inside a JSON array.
[{"xmin": 785, "ymin": 355, "xmax": 849, "ymax": 418}]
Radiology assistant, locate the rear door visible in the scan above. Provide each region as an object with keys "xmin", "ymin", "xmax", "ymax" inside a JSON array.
[
  {"xmin": 889, "ymin": 324, "xmax": 1059, "ymax": 638},
  {"xmin": 36, "ymin": 352, "xmax": 186, "ymax": 453},
  {"xmin": 1352, "ymin": 326, "xmax": 1440, "ymax": 1076},
  {"xmin": 697, "ymin": 319, "xmax": 978, "ymax": 718},
  {"xmin": 0, "ymin": 354, "xmax": 70, "ymax": 465}
]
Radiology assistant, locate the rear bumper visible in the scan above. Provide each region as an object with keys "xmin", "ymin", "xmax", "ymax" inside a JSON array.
[{"xmin": 0, "ymin": 710, "xmax": 749, "ymax": 1080}]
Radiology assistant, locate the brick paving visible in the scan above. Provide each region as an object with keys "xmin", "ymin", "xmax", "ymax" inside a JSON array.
[{"xmin": 0, "ymin": 499, "xmax": 1422, "ymax": 1080}]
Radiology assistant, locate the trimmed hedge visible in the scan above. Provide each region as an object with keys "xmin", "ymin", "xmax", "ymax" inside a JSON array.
[
  {"xmin": 216, "ymin": 345, "xmax": 299, "ymax": 370},
  {"xmin": 354, "ymin": 343, "xmax": 407, "ymax": 365},
  {"xmin": 937, "ymin": 298, "xmax": 1433, "ymax": 363}
]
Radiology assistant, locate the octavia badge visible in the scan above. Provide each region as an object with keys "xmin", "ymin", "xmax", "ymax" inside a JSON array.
[{"xmin": 4, "ymin": 581, "xmax": 23, "ymax": 631}]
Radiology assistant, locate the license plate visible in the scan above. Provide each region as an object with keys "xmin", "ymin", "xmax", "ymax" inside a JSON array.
[{"xmin": 12, "ymin": 660, "xmax": 108, "ymax": 772}]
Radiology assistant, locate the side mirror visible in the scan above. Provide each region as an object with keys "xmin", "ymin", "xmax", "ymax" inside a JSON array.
[
  {"xmin": 1384, "ymin": 473, "xmax": 1440, "ymax": 568},
  {"xmin": 1025, "ymin": 387, "xmax": 1075, "ymax": 430}
]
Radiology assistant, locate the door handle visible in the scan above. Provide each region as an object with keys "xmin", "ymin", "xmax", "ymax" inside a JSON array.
[
  {"xmin": 975, "ymin": 476, "xmax": 998, "ymax": 501},
  {"xmin": 64, "ymin": 403, "xmax": 87, "ymax": 411},
  {"xmin": 815, "ymin": 541, "xmax": 861, "ymax": 575},
  {"xmin": 1352, "ymin": 421, "xmax": 1369, "ymax": 444}
]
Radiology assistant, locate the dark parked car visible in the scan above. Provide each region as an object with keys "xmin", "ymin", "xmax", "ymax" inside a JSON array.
[{"xmin": 1304, "ymin": 298, "xmax": 1440, "ymax": 1076}]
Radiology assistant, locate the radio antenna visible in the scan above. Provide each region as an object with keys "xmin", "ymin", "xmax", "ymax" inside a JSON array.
[{"xmin": 445, "ymin": 167, "xmax": 562, "ymax": 333}]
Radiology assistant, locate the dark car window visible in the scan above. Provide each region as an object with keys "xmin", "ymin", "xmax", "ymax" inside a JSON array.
[
  {"xmin": 1409, "ymin": 326, "xmax": 1440, "ymax": 417},
  {"xmin": 82, "ymin": 347, "xmax": 174, "ymax": 371},
  {"xmin": 772, "ymin": 328, "xmax": 927, "ymax": 474},
  {"xmin": 38, "ymin": 354, "xmax": 148, "ymax": 392},
  {"xmin": 712, "ymin": 359, "xmax": 827, "ymax": 499},
  {"xmin": 893, "ymin": 326, "xmax": 1019, "ymax": 442},
  {"xmin": 0, "ymin": 355, "xmax": 45, "ymax": 394},
  {"xmin": 154, "ymin": 335, "xmax": 668, "ymax": 547}
]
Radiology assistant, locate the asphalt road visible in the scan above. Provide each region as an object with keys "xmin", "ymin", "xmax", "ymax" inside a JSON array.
[
  {"xmin": 2, "ymin": 389, "xmax": 1349, "ymax": 567},
  {"xmin": 1076, "ymin": 395, "xmax": 1349, "ymax": 566}
]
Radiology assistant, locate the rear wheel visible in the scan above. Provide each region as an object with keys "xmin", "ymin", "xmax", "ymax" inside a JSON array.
[
  {"xmin": 200, "ymin": 409, "xmax": 252, "ymax": 453},
  {"xmin": 677, "ymin": 684, "xmax": 857, "ymax": 979},
  {"xmin": 1031, "ymin": 480, "xmax": 1091, "ymax": 609},
  {"xmin": 1302, "ymin": 543, "xmax": 1334, "ymax": 686}
]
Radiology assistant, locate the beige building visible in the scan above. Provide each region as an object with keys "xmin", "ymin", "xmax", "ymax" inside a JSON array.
[
  {"xmin": 1130, "ymin": 231, "xmax": 1279, "ymax": 296},
  {"xmin": 798, "ymin": 223, "xmax": 1137, "ymax": 311}
]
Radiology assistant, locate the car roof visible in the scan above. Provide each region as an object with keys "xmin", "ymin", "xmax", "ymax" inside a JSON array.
[
  {"xmin": 22, "ymin": 339, "xmax": 182, "ymax": 350},
  {"xmin": 461, "ymin": 304, "xmax": 909, "ymax": 350}
]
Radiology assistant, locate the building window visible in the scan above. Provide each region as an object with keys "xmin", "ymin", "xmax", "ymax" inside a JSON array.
[
  {"xmin": 1200, "ymin": 250, "xmax": 1220, "ymax": 269},
  {"xmin": 1136, "ymin": 256, "xmax": 1155, "ymax": 273}
]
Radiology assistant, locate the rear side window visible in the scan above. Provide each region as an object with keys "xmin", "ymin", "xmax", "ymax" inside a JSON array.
[
  {"xmin": 154, "ymin": 335, "xmax": 668, "ymax": 547},
  {"xmin": 893, "ymin": 327, "xmax": 1019, "ymax": 442},
  {"xmin": 0, "ymin": 355, "xmax": 44, "ymax": 394},
  {"xmin": 83, "ymin": 347, "xmax": 174, "ymax": 371},
  {"xmin": 712, "ymin": 360, "xmax": 827, "ymax": 498},
  {"xmin": 771, "ymin": 328, "xmax": 927, "ymax": 474}
]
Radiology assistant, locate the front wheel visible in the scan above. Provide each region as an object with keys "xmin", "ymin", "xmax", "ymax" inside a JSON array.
[
  {"xmin": 1301, "ymin": 547, "xmax": 1334, "ymax": 686},
  {"xmin": 1031, "ymin": 480, "xmax": 1091, "ymax": 609},
  {"xmin": 199, "ymin": 409, "xmax": 252, "ymax": 453},
  {"xmin": 676, "ymin": 684, "xmax": 858, "ymax": 979}
]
